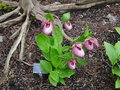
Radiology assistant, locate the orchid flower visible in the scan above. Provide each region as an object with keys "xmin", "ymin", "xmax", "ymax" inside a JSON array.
[
  {"xmin": 41, "ymin": 19, "xmax": 54, "ymax": 35},
  {"xmin": 84, "ymin": 37, "xmax": 99, "ymax": 50},
  {"xmin": 67, "ymin": 58, "xmax": 77, "ymax": 70},
  {"xmin": 72, "ymin": 42, "xmax": 85, "ymax": 57},
  {"xmin": 64, "ymin": 21, "xmax": 72, "ymax": 30}
]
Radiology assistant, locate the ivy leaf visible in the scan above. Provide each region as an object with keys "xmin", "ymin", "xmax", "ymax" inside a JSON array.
[
  {"xmin": 104, "ymin": 42, "xmax": 118, "ymax": 65},
  {"xmin": 49, "ymin": 75, "xmax": 57, "ymax": 86},
  {"xmin": 50, "ymin": 71, "xmax": 59, "ymax": 82},
  {"xmin": 115, "ymin": 27, "xmax": 120, "ymax": 35},
  {"xmin": 36, "ymin": 34, "xmax": 50, "ymax": 53},
  {"xmin": 62, "ymin": 12, "xmax": 70, "ymax": 22},
  {"xmin": 59, "ymin": 78, "xmax": 66, "ymax": 85},
  {"xmin": 112, "ymin": 67, "xmax": 120, "ymax": 77},
  {"xmin": 40, "ymin": 60, "xmax": 52, "ymax": 73},
  {"xmin": 45, "ymin": 13, "xmax": 54, "ymax": 22},
  {"xmin": 115, "ymin": 78, "xmax": 120, "ymax": 88}
]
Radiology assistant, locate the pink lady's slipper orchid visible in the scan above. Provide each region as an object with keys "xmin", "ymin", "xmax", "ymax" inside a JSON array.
[
  {"xmin": 41, "ymin": 19, "xmax": 53, "ymax": 35},
  {"xmin": 67, "ymin": 58, "xmax": 77, "ymax": 70},
  {"xmin": 64, "ymin": 21, "xmax": 72, "ymax": 30},
  {"xmin": 84, "ymin": 37, "xmax": 99, "ymax": 51},
  {"xmin": 72, "ymin": 42, "xmax": 85, "ymax": 57}
]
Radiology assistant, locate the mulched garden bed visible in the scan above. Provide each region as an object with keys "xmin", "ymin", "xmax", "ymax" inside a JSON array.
[{"xmin": 0, "ymin": 0, "xmax": 120, "ymax": 90}]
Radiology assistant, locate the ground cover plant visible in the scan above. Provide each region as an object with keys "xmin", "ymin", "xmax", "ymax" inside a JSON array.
[{"xmin": 104, "ymin": 27, "xmax": 120, "ymax": 88}]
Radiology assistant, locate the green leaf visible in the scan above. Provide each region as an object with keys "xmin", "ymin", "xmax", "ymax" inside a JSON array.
[
  {"xmin": 43, "ymin": 52, "xmax": 50, "ymax": 60},
  {"xmin": 45, "ymin": 13, "xmax": 54, "ymax": 22},
  {"xmin": 56, "ymin": 69, "xmax": 75, "ymax": 78},
  {"xmin": 49, "ymin": 75, "xmax": 57, "ymax": 86},
  {"xmin": 72, "ymin": 24, "xmax": 92, "ymax": 43},
  {"xmin": 50, "ymin": 48, "xmax": 61, "ymax": 68},
  {"xmin": 62, "ymin": 46, "xmax": 71, "ymax": 52},
  {"xmin": 114, "ymin": 41, "xmax": 120, "ymax": 56},
  {"xmin": 84, "ymin": 24, "xmax": 90, "ymax": 37},
  {"xmin": 50, "ymin": 37, "xmax": 54, "ymax": 46},
  {"xmin": 62, "ymin": 12, "xmax": 70, "ymax": 22},
  {"xmin": 76, "ymin": 57, "xmax": 88, "ymax": 66},
  {"xmin": 104, "ymin": 42, "xmax": 118, "ymax": 65},
  {"xmin": 36, "ymin": 34, "xmax": 50, "ymax": 53},
  {"xmin": 112, "ymin": 67, "xmax": 120, "ymax": 77},
  {"xmin": 50, "ymin": 71, "xmax": 59, "ymax": 82},
  {"xmin": 62, "ymin": 52, "xmax": 72, "ymax": 60},
  {"xmin": 59, "ymin": 78, "xmax": 66, "ymax": 85},
  {"xmin": 52, "ymin": 26, "xmax": 63, "ymax": 46},
  {"xmin": 58, "ymin": 60, "xmax": 67, "ymax": 69},
  {"xmin": 115, "ymin": 27, "xmax": 120, "ymax": 35},
  {"xmin": 115, "ymin": 78, "xmax": 120, "ymax": 88},
  {"xmin": 40, "ymin": 60, "xmax": 52, "ymax": 73}
]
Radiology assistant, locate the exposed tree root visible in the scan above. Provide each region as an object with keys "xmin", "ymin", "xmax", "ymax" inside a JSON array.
[
  {"xmin": 0, "ymin": 7, "xmax": 20, "ymax": 22},
  {"xmin": 0, "ymin": 13, "xmax": 25, "ymax": 28},
  {"xmin": 0, "ymin": 0, "xmax": 120, "ymax": 86}
]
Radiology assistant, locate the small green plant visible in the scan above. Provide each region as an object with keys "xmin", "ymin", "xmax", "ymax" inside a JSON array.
[
  {"xmin": 0, "ymin": 2, "xmax": 14, "ymax": 11},
  {"xmin": 104, "ymin": 27, "xmax": 120, "ymax": 88},
  {"xmin": 36, "ymin": 13, "xmax": 99, "ymax": 86}
]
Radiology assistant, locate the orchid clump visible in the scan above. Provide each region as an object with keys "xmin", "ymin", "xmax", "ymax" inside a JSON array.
[{"xmin": 36, "ymin": 13, "xmax": 99, "ymax": 86}]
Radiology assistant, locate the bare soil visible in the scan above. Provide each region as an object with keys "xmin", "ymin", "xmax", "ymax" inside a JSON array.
[{"xmin": 0, "ymin": 0, "xmax": 120, "ymax": 90}]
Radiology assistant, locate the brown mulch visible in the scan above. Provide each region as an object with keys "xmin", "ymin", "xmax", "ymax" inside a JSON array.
[{"xmin": 0, "ymin": 0, "xmax": 120, "ymax": 90}]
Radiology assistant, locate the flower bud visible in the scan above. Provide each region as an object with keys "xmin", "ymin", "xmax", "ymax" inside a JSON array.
[
  {"xmin": 72, "ymin": 42, "xmax": 85, "ymax": 57},
  {"xmin": 64, "ymin": 21, "xmax": 72, "ymax": 30},
  {"xmin": 67, "ymin": 58, "xmax": 77, "ymax": 70},
  {"xmin": 41, "ymin": 20, "xmax": 53, "ymax": 35},
  {"xmin": 84, "ymin": 37, "xmax": 99, "ymax": 50}
]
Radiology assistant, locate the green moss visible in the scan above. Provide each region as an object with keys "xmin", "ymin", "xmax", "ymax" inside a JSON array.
[{"xmin": 0, "ymin": 2, "xmax": 15, "ymax": 11}]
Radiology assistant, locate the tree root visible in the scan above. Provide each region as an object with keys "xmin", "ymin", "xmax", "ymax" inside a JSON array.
[
  {"xmin": 0, "ymin": 7, "xmax": 20, "ymax": 22},
  {"xmin": 0, "ymin": 0, "xmax": 120, "ymax": 86},
  {"xmin": 0, "ymin": 13, "xmax": 25, "ymax": 28}
]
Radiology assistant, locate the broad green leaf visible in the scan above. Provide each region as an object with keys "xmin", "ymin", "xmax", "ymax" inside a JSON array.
[
  {"xmin": 76, "ymin": 58, "xmax": 88, "ymax": 66},
  {"xmin": 114, "ymin": 41, "xmax": 120, "ymax": 56},
  {"xmin": 49, "ymin": 75, "xmax": 57, "ymax": 86},
  {"xmin": 115, "ymin": 27, "xmax": 120, "ymax": 35},
  {"xmin": 50, "ymin": 71, "xmax": 59, "ymax": 82},
  {"xmin": 40, "ymin": 60, "xmax": 52, "ymax": 73},
  {"xmin": 43, "ymin": 52, "xmax": 50, "ymax": 61},
  {"xmin": 104, "ymin": 42, "xmax": 118, "ymax": 65},
  {"xmin": 112, "ymin": 67, "xmax": 120, "ymax": 77},
  {"xmin": 50, "ymin": 37, "xmax": 54, "ymax": 46},
  {"xmin": 45, "ymin": 13, "xmax": 54, "ymax": 21},
  {"xmin": 50, "ymin": 48, "xmax": 61, "ymax": 68},
  {"xmin": 62, "ymin": 12, "xmax": 70, "ymax": 22},
  {"xmin": 72, "ymin": 24, "xmax": 92, "ymax": 43},
  {"xmin": 56, "ymin": 69, "xmax": 75, "ymax": 78},
  {"xmin": 62, "ymin": 52, "xmax": 72, "ymax": 60},
  {"xmin": 62, "ymin": 46, "xmax": 71, "ymax": 52},
  {"xmin": 115, "ymin": 78, "xmax": 120, "ymax": 88},
  {"xmin": 58, "ymin": 60, "xmax": 67, "ymax": 69},
  {"xmin": 52, "ymin": 26, "xmax": 63, "ymax": 46},
  {"xmin": 59, "ymin": 78, "xmax": 66, "ymax": 85},
  {"xmin": 36, "ymin": 34, "xmax": 50, "ymax": 53}
]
